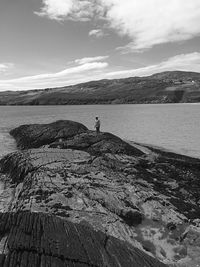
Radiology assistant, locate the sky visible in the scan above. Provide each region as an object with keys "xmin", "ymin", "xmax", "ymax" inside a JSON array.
[{"xmin": 0, "ymin": 0, "xmax": 200, "ymax": 91}]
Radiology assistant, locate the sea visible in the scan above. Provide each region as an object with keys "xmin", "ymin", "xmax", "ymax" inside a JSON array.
[{"xmin": 0, "ymin": 103, "xmax": 200, "ymax": 158}]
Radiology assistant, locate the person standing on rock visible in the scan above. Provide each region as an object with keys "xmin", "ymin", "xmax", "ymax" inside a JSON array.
[{"xmin": 95, "ymin": 117, "xmax": 101, "ymax": 134}]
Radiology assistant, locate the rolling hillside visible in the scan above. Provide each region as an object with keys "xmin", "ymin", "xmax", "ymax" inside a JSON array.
[{"xmin": 1, "ymin": 71, "xmax": 200, "ymax": 105}]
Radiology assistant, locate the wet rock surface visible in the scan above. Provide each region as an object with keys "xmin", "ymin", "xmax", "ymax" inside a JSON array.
[{"xmin": 0, "ymin": 120, "xmax": 200, "ymax": 266}]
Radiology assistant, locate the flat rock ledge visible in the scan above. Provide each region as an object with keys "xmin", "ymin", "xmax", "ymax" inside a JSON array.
[{"xmin": 0, "ymin": 120, "xmax": 200, "ymax": 267}]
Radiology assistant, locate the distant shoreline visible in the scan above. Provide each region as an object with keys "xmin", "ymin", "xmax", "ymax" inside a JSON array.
[
  {"xmin": 0, "ymin": 71, "xmax": 200, "ymax": 105},
  {"xmin": 0, "ymin": 102, "xmax": 200, "ymax": 106}
]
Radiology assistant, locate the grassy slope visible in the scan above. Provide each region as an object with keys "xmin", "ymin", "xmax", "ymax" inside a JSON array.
[{"xmin": 0, "ymin": 71, "xmax": 200, "ymax": 105}]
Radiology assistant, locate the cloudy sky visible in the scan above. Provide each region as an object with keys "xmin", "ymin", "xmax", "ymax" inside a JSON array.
[{"xmin": 0, "ymin": 0, "xmax": 200, "ymax": 91}]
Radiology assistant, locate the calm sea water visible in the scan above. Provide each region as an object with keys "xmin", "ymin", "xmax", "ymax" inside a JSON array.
[{"xmin": 0, "ymin": 104, "xmax": 200, "ymax": 158}]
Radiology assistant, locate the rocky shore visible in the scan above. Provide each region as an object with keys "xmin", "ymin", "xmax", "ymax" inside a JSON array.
[{"xmin": 0, "ymin": 120, "xmax": 200, "ymax": 267}]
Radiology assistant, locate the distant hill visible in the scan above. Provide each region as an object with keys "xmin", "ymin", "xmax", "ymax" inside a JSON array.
[{"xmin": 1, "ymin": 70, "xmax": 200, "ymax": 105}]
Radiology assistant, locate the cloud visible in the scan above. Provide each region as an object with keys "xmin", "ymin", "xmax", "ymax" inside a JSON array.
[
  {"xmin": 35, "ymin": 0, "xmax": 96, "ymax": 21},
  {"xmin": 74, "ymin": 56, "xmax": 109, "ymax": 65},
  {"xmin": 0, "ymin": 61, "xmax": 108, "ymax": 91},
  {"xmin": 104, "ymin": 0, "xmax": 200, "ymax": 51},
  {"xmin": 1, "ymin": 53, "xmax": 200, "ymax": 91},
  {"xmin": 35, "ymin": 0, "xmax": 73, "ymax": 20},
  {"xmin": 88, "ymin": 29, "xmax": 105, "ymax": 38},
  {"xmin": 106, "ymin": 52, "xmax": 200, "ymax": 78},
  {"xmin": 0, "ymin": 63, "xmax": 14, "ymax": 73},
  {"xmin": 36, "ymin": 0, "xmax": 200, "ymax": 50}
]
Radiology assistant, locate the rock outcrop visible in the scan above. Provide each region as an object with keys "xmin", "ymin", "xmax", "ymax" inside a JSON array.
[
  {"xmin": 0, "ymin": 211, "xmax": 167, "ymax": 267},
  {"xmin": 10, "ymin": 120, "xmax": 88, "ymax": 149},
  {"xmin": 0, "ymin": 120, "xmax": 200, "ymax": 267},
  {"xmin": 49, "ymin": 131, "xmax": 144, "ymax": 156}
]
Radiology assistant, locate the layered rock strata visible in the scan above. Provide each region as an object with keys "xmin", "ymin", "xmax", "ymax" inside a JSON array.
[{"xmin": 0, "ymin": 120, "xmax": 200, "ymax": 266}]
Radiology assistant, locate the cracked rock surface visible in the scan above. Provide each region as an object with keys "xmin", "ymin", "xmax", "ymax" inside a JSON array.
[
  {"xmin": 0, "ymin": 211, "xmax": 167, "ymax": 267},
  {"xmin": 0, "ymin": 120, "xmax": 200, "ymax": 266}
]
